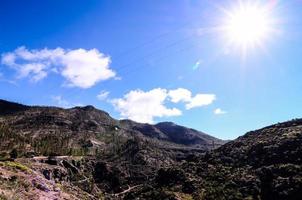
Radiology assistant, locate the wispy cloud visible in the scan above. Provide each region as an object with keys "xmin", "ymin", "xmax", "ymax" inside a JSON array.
[
  {"xmin": 214, "ymin": 108, "xmax": 227, "ymax": 115},
  {"xmin": 0, "ymin": 72, "xmax": 17, "ymax": 85},
  {"xmin": 192, "ymin": 60, "xmax": 202, "ymax": 70},
  {"xmin": 51, "ymin": 95, "xmax": 82, "ymax": 108},
  {"xmin": 97, "ymin": 90, "xmax": 110, "ymax": 101},
  {"xmin": 1, "ymin": 46, "xmax": 116, "ymax": 88}
]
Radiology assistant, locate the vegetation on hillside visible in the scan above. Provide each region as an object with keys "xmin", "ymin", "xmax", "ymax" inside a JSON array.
[{"xmin": 0, "ymin": 100, "xmax": 301, "ymax": 199}]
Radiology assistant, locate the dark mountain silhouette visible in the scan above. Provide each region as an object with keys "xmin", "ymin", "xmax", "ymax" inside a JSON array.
[{"xmin": 0, "ymin": 99, "xmax": 29, "ymax": 115}]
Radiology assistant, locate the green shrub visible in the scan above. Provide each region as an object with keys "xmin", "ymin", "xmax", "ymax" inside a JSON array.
[{"xmin": 4, "ymin": 161, "xmax": 29, "ymax": 172}]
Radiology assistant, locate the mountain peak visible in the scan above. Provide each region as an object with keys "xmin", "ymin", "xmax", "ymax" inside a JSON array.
[
  {"xmin": 0, "ymin": 99, "xmax": 224, "ymax": 149},
  {"xmin": 80, "ymin": 105, "xmax": 96, "ymax": 110},
  {"xmin": 156, "ymin": 121, "xmax": 176, "ymax": 126}
]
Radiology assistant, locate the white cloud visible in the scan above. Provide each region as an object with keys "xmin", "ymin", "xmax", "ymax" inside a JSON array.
[
  {"xmin": 97, "ymin": 90, "xmax": 110, "ymax": 100},
  {"xmin": 214, "ymin": 108, "xmax": 227, "ymax": 115},
  {"xmin": 111, "ymin": 88, "xmax": 216, "ymax": 123},
  {"xmin": 1, "ymin": 46, "xmax": 116, "ymax": 88},
  {"xmin": 60, "ymin": 48, "xmax": 115, "ymax": 88},
  {"xmin": 168, "ymin": 88, "xmax": 216, "ymax": 110},
  {"xmin": 185, "ymin": 94, "xmax": 216, "ymax": 110},
  {"xmin": 20, "ymin": 63, "xmax": 48, "ymax": 82},
  {"xmin": 168, "ymin": 88, "xmax": 192, "ymax": 103},
  {"xmin": 111, "ymin": 88, "xmax": 182, "ymax": 123}
]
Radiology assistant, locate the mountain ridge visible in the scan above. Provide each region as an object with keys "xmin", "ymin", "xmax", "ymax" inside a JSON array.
[
  {"xmin": 0, "ymin": 99, "xmax": 301, "ymax": 200},
  {"xmin": 0, "ymin": 99, "xmax": 225, "ymax": 150}
]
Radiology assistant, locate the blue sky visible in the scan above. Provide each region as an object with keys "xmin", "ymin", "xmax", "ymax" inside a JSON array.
[{"xmin": 0, "ymin": 0, "xmax": 302, "ymax": 140}]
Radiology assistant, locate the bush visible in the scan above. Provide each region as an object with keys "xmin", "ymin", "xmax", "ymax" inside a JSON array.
[
  {"xmin": 4, "ymin": 161, "xmax": 29, "ymax": 172},
  {"xmin": 9, "ymin": 149, "xmax": 18, "ymax": 159},
  {"xmin": 156, "ymin": 167, "xmax": 187, "ymax": 187}
]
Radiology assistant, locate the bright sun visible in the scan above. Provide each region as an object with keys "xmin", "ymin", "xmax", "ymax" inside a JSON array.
[{"xmin": 223, "ymin": 2, "xmax": 275, "ymax": 52}]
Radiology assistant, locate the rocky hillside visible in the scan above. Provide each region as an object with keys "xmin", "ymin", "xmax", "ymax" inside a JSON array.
[
  {"xmin": 0, "ymin": 99, "xmax": 224, "ymax": 199},
  {"xmin": 0, "ymin": 99, "xmax": 301, "ymax": 200},
  {"xmin": 0, "ymin": 99, "xmax": 224, "ymax": 155},
  {"xmin": 132, "ymin": 119, "xmax": 302, "ymax": 200}
]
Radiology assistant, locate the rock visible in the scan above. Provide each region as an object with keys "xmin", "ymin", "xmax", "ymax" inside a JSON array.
[
  {"xmin": 42, "ymin": 169, "xmax": 51, "ymax": 180},
  {"xmin": 32, "ymin": 179, "xmax": 50, "ymax": 192},
  {"xmin": 45, "ymin": 156, "xmax": 59, "ymax": 165}
]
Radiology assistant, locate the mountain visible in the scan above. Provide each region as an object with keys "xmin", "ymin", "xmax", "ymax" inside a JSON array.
[
  {"xmin": 0, "ymin": 99, "xmax": 224, "ymax": 153},
  {"xmin": 0, "ymin": 99, "xmax": 29, "ymax": 115},
  {"xmin": 0, "ymin": 99, "xmax": 301, "ymax": 200},
  {"xmin": 0, "ymin": 99, "xmax": 224, "ymax": 199},
  {"xmin": 131, "ymin": 119, "xmax": 302, "ymax": 200}
]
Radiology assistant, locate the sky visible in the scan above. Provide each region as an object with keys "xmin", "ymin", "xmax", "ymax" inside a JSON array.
[{"xmin": 0, "ymin": 0, "xmax": 302, "ymax": 140}]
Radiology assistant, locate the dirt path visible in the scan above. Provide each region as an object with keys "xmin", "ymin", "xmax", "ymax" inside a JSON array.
[
  {"xmin": 32, "ymin": 156, "xmax": 70, "ymax": 160},
  {"xmin": 113, "ymin": 185, "xmax": 142, "ymax": 197}
]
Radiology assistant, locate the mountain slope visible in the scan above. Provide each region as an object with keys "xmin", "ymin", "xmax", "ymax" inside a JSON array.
[
  {"xmin": 0, "ymin": 99, "xmax": 29, "ymax": 115},
  {"xmin": 1, "ymin": 99, "xmax": 301, "ymax": 200},
  {"xmin": 0, "ymin": 99, "xmax": 225, "ymax": 156},
  {"xmin": 0, "ymin": 99, "xmax": 225, "ymax": 199},
  {"xmin": 198, "ymin": 119, "xmax": 302, "ymax": 200},
  {"xmin": 155, "ymin": 122, "xmax": 222, "ymax": 147},
  {"xmin": 210, "ymin": 118, "xmax": 302, "ymax": 167},
  {"xmin": 132, "ymin": 119, "xmax": 302, "ymax": 200}
]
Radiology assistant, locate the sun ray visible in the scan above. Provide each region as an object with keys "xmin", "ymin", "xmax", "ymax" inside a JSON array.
[{"xmin": 219, "ymin": 0, "xmax": 278, "ymax": 57}]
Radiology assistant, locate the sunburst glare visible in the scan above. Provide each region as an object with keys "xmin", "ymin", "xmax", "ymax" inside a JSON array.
[{"xmin": 221, "ymin": 1, "xmax": 278, "ymax": 56}]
